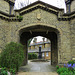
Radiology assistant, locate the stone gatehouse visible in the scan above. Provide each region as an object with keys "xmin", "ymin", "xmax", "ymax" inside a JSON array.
[{"xmin": 0, "ymin": 0, "xmax": 75, "ymax": 65}]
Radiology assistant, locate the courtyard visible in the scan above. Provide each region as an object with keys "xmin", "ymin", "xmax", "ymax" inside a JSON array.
[{"xmin": 18, "ymin": 60, "xmax": 58, "ymax": 75}]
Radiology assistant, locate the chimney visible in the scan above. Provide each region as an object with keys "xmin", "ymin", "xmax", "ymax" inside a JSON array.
[
  {"xmin": 42, "ymin": 37, "xmax": 45, "ymax": 42},
  {"xmin": 33, "ymin": 38, "xmax": 37, "ymax": 43}
]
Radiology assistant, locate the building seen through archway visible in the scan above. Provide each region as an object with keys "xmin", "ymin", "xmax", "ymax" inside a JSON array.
[{"xmin": 28, "ymin": 37, "xmax": 51, "ymax": 60}]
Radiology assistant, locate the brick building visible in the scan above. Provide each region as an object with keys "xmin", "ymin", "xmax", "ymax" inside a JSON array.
[{"xmin": 28, "ymin": 38, "xmax": 51, "ymax": 60}]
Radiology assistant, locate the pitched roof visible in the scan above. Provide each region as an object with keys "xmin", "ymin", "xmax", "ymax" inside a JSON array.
[{"xmin": 29, "ymin": 41, "xmax": 50, "ymax": 46}]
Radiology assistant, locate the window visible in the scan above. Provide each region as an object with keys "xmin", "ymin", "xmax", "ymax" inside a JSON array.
[
  {"xmin": 46, "ymin": 52, "xmax": 49, "ymax": 57},
  {"xmin": 42, "ymin": 53, "xmax": 44, "ymax": 57}
]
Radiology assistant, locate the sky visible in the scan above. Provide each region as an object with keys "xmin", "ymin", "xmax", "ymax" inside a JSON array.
[
  {"xmin": 31, "ymin": 36, "xmax": 47, "ymax": 44},
  {"xmin": 14, "ymin": 0, "xmax": 66, "ymax": 13}
]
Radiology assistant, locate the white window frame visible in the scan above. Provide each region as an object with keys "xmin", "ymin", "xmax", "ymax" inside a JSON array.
[
  {"xmin": 42, "ymin": 53, "xmax": 44, "ymax": 57},
  {"xmin": 46, "ymin": 52, "xmax": 49, "ymax": 57}
]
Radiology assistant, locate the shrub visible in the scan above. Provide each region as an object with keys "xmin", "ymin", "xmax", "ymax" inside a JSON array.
[
  {"xmin": 60, "ymin": 71, "xmax": 69, "ymax": 75},
  {"xmin": 57, "ymin": 60, "xmax": 75, "ymax": 75},
  {"xmin": 56, "ymin": 65, "xmax": 59, "ymax": 69},
  {"xmin": 28, "ymin": 53, "xmax": 38, "ymax": 60},
  {"xmin": 68, "ymin": 60, "xmax": 75, "ymax": 65},
  {"xmin": 60, "ymin": 71, "xmax": 74, "ymax": 75},
  {"xmin": 0, "ymin": 67, "xmax": 8, "ymax": 75},
  {"xmin": 0, "ymin": 42, "xmax": 25, "ymax": 71},
  {"xmin": 57, "ymin": 66, "xmax": 75, "ymax": 75},
  {"xmin": 9, "ymin": 68, "xmax": 16, "ymax": 75},
  {"xmin": 68, "ymin": 67, "xmax": 74, "ymax": 71},
  {"xmin": 32, "ymin": 53, "xmax": 38, "ymax": 59},
  {"xmin": 57, "ymin": 67, "xmax": 69, "ymax": 74}
]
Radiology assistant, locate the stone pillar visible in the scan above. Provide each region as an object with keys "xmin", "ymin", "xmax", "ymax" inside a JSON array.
[
  {"xmin": 42, "ymin": 37, "xmax": 45, "ymax": 42},
  {"xmin": 51, "ymin": 37, "xmax": 58, "ymax": 65},
  {"xmin": 22, "ymin": 41, "xmax": 28, "ymax": 65},
  {"xmin": 33, "ymin": 38, "xmax": 37, "ymax": 43}
]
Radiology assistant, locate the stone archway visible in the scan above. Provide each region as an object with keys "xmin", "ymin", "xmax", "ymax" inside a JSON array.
[{"xmin": 18, "ymin": 24, "xmax": 61, "ymax": 66}]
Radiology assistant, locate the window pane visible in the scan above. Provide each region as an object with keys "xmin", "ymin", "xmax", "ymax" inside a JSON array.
[
  {"xmin": 46, "ymin": 52, "xmax": 48, "ymax": 57},
  {"xmin": 42, "ymin": 53, "xmax": 44, "ymax": 57}
]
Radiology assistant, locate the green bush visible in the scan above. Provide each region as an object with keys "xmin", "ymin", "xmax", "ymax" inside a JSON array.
[
  {"xmin": 60, "ymin": 71, "xmax": 69, "ymax": 75},
  {"xmin": 68, "ymin": 60, "xmax": 75, "ymax": 65},
  {"xmin": 57, "ymin": 60, "xmax": 75, "ymax": 75},
  {"xmin": 56, "ymin": 65, "xmax": 59, "ymax": 69},
  {"xmin": 68, "ymin": 67, "xmax": 74, "ymax": 71},
  {"xmin": 28, "ymin": 53, "xmax": 37, "ymax": 60},
  {"xmin": 0, "ymin": 42, "xmax": 25, "ymax": 71},
  {"xmin": 60, "ymin": 71, "xmax": 74, "ymax": 75},
  {"xmin": 60, "ymin": 71, "xmax": 75, "ymax": 75},
  {"xmin": 0, "ymin": 67, "xmax": 8, "ymax": 75},
  {"xmin": 57, "ymin": 67, "xmax": 69, "ymax": 74},
  {"xmin": 9, "ymin": 68, "xmax": 16, "ymax": 75},
  {"xmin": 57, "ymin": 67, "xmax": 75, "ymax": 75}
]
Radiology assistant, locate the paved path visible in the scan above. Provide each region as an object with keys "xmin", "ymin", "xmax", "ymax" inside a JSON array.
[
  {"xmin": 18, "ymin": 60, "xmax": 58, "ymax": 75},
  {"xmin": 18, "ymin": 72, "xmax": 58, "ymax": 75}
]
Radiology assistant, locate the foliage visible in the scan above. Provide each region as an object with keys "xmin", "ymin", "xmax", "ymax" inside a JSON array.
[
  {"xmin": 60, "ymin": 71, "xmax": 74, "ymax": 75},
  {"xmin": 0, "ymin": 67, "xmax": 8, "ymax": 75},
  {"xmin": 9, "ymin": 68, "xmax": 16, "ymax": 75},
  {"xmin": 0, "ymin": 65, "xmax": 1, "ymax": 68},
  {"xmin": 74, "ymin": 68, "xmax": 75, "ymax": 74},
  {"xmin": 68, "ymin": 60, "xmax": 75, "ymax": 65},
  {"xmin": 57, "ymin": 67, "xmax": 75, "ymax": 75},
  {"xmin": 0, "ymin": 42, "xmax": 25, "ymax": 71},
  {"xmin": 68, "ymin": 67, "xmax": 74, "ymax": 71},
  {"xmin": 56, "ymin": 65, "xmax": 59, "ymax": 69},
  {"xmin": 17, "ymin": 15, "xmax": 23, "ymax": 21},
  {"xmin": 57, "ymin": 67, "xmax": 69, "ymax": 74},
  {"xmin": 57, "ymin": 61, "xmax": 75, "ymax": 75},
  {"xmin": 28, "ymin": 53, "xmax": 38, "ymax": 60}
]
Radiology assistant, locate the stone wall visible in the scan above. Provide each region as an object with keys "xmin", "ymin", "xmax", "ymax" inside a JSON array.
[
  {"xmin": 0, "ymin": 2, "xmax": 75, "ymax": 65},
  {"xmin": 71, "ymin": 0, "xmax": 75, "ymax": 12},
  {"xmin": 70, "ymin": 19, "xmax": 75, "ymax": 60},
  {"xmin": 0, "ymin": 0, "xmax": 9, "ymax": 14}
]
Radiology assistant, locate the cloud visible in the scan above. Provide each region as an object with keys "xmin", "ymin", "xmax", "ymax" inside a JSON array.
[{"xmin": 14, "ymin": 0, "xmax": 66, "ymax": 13}]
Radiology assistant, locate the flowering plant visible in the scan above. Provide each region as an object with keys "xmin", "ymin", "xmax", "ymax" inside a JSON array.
[
  {"xmin": 68, "ymin": 60, "xmax": 75, "ymax": 65},
  {"xmin": 64, "ymin": 64, "xmax": 75, "ymax": 68}
]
